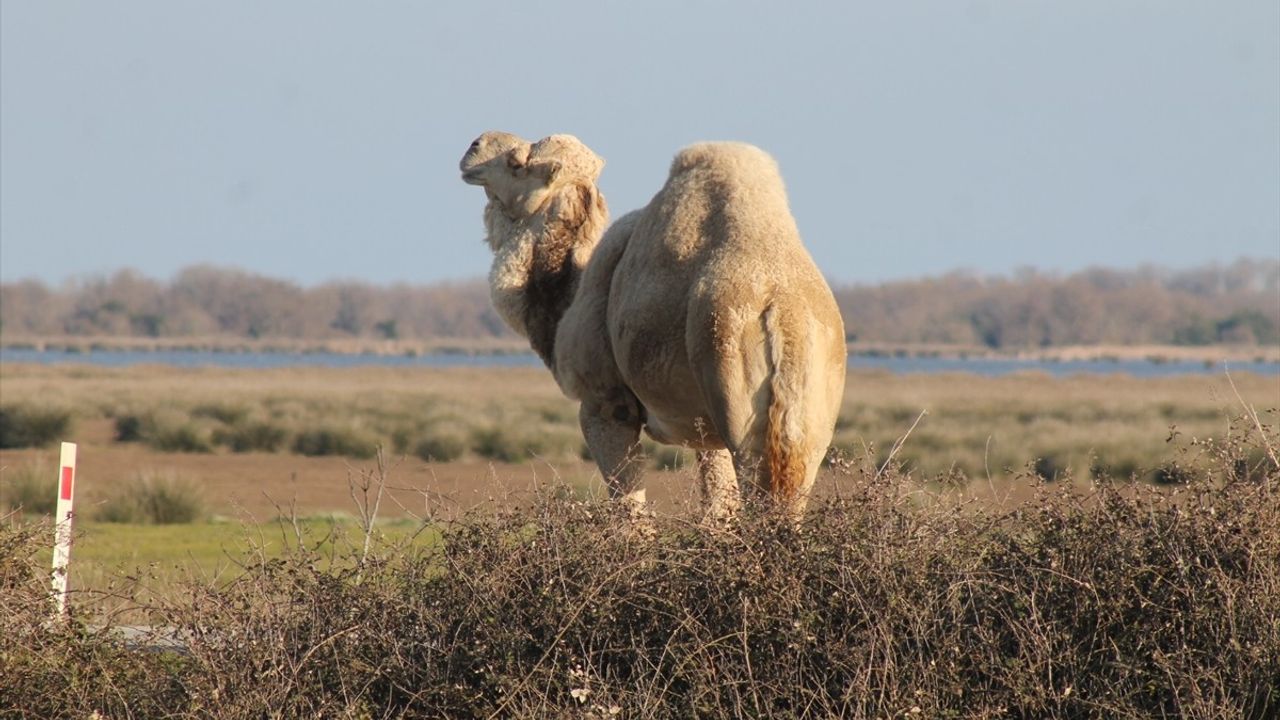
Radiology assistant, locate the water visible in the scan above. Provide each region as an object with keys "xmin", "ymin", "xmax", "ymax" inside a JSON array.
[
  {"xmin": 0, "ymin": 347, "xmax": 538, "ymax": 370},
  {"xmin": 848, "ymin": 354, "xmax": 1279, "ymax": 377},
  {"xmin": 3, "ymin": 347, "xmax": 1277, "ymax": 377}
]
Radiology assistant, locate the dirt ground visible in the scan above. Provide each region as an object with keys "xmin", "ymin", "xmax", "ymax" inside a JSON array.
[
  {"xmin": 1, "ymin": 417, "xmax": 1057, "ymax": 524},
  {"xmin": 0, "ymin": 418, "xmax": 724, "ymax": 521}
]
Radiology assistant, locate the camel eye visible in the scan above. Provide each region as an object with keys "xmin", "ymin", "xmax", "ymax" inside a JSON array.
[{"xmin": 469, "ymin": 140, "xmax": 480, "ymax": 149}]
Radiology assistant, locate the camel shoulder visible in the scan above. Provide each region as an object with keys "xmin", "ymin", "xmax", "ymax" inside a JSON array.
[{"xmin": 552, "ymin": 210, "xmax": 643, "ymax": 400}]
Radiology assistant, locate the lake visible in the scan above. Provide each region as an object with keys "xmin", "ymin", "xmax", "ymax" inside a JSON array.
[{"xmin": 2, "ymin": 347, "xmax": 1276, "ymax": 378}]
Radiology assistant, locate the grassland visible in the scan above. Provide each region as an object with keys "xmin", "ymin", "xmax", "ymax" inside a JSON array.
[
  {"xmin": 2, "ymin": 362, "xmax": 1276, "ymax": 497},
  {"xmin": 1, "ymin": 362, "xmax": 1276, "ymax": 594}
]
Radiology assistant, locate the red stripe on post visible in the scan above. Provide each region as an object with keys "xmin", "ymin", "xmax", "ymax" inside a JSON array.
[{"xmin": 60, "ymin": 466, "xmax": 73, "ymax": 501}]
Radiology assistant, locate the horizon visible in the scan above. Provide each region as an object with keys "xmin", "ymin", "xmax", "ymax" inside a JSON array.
[
  {"xmin": 3, "ymin": 255, "xmax": 1276, "ymax": 293},
  {"xmin": 5, "ymin": 254, "xmax": 1274, "ymax": 294},
  {"xmin": 2, "ymin": 2, "xmax": 1277, "ymax": 287}
]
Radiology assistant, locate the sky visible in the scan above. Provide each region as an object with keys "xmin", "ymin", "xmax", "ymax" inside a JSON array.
[{"xmin": 1, "ymin": 1, "xmax": 1277, "ymax": 288}]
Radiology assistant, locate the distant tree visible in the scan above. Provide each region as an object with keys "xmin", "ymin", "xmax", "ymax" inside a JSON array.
[
  {"xmin": 2, "ymin": 260, "xmax": 1275, "ymax": 348},
  {"xmin": 374, "ymin": 319, "xmax": 398, "ymax": 340},
  {"xmin": 0, "ymin": 279, "xmax": 65, "ymax": 334}
]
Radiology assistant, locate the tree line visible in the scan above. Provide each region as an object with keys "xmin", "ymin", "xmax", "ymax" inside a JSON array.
[
  {"xmin": 1, "ymin": 259, "xmax": 1276, "ymax": 348},
  {"xmin": 835, "ymin": 259, "xmax": 1279, "ymax": 348}
]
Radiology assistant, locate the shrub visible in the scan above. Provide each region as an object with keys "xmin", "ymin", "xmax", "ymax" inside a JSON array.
[
  {"xmin": 0, "ymin": 520, "xmax": 184, "ymax": 715},
  {"xmin": 292, "ymin": 427, "xmax": 377, "ymax": 459},
  {"xmin": 148, "ymin": 422, "xmax": 215, "ymax": 453},
  {"xmin": 0, "ymin": 462, "xmax": 57, "ymax": 515},
  {"xmin": 389, "ymin": 424, "xmax": 414, "ymax": 455},
  {"xmin": 136, "ymin": 453, "xmax": 1280, "ymax": 717},
  {"xmin": 1088, "ymin": 447, "xmax": 1146, "ymax": 481},
  {"xmin": 0, "ymin": 405, "xmax": 72, "ymax": 449},
  {"xmin": 473, "ymin": 425, "xmax": 580, "ymax": 463},
  {"xmin": 215, "ymin": 420, "xmax": 288, "ymax": 453},
  {"xmin": 190, "ymin": 402, "xmax": 250, "ymax": 426},
  {"xmin": 113, "ymin": 413, "xmax": 145, "ymax": 442},
  {"xmin": 1152, "ymin": 460, "xmax": 1195, "ymax": 485},
  {"xmin": 96, "ymin": 471, "xmax": 207, "ymax": 524},
  {"xmin": 472, "ymin": 427, "xmax": 524, "ymax": 463},
  {"xmin": 117, "ymin": 410, "xmax": 216, "ymax": 453},
  {"xmin": 413, "ymin": 427, "xmax": 469, "ymax": 462},
  {"xmin": 1032, "ymin": 452, "xmax": 1070, "ymax": 480}
]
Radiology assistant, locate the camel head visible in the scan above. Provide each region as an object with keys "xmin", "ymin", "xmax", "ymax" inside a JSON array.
[
  {"xmin": 460, "ymin": 130, "xmax": 532, "ymax": 204},
  {"xmin": 502, "ymin": 134, "xmax": 604, "ymax": 218},
  {"xmin": 463, "ymin": 133, "xmax": 606, "ymax": 220},
  {"xmin": 524, "ymin": 134, "xmax": 606, "ymax": 186}
]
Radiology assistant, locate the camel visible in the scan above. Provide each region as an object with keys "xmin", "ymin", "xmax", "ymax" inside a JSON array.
[{"xmin": 460, "ymin": 132, "xmax": 845, "ymax": 519}]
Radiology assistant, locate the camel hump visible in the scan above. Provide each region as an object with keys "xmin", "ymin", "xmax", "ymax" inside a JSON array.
[{"xmin": 668, "ymin": 142, "xmax": 783, "ymax": 183}]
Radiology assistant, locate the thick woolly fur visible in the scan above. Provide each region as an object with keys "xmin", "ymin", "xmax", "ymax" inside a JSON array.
[
  {"xmin": 462, "ymin": 135, "xmax": 845, "ymax": 519},
  {"xmin": 460, "ymin": 132, "xmax": 609, "ymax": 365}
]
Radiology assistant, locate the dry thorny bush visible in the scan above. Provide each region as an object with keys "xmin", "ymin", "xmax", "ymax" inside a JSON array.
[{"xmin": 2, "ymin": 413, "xmax": 1278, "ymax": 719}]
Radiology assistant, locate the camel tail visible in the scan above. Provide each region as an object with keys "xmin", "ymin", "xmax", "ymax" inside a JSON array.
[{"xmin": 762, "ymin": 300, "xmax": 811, "ymax": 506}]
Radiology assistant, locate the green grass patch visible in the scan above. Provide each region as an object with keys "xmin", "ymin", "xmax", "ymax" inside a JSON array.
[
  {"xmin": 63, "ymin": 517, "xmax": 441, "ymax": 592},
  {"xmin": 71, "ymin": 520, "xmax": 257, "ymax": 570}
]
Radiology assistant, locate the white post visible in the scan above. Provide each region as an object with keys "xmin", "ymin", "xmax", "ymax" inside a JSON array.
[{"xmin": 51, "ymin": 441, "xmax": 77, "ymax": 618}]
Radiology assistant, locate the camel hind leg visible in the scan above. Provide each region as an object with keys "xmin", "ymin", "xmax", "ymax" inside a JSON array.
[
  {"xmin": 687, "ymin": 306, "xmax": 774, "ymax": 512},
  {"xmin": 694, "ymin": 300, "xmax": 837, "ymax": 519},
  {"xmin": 694, "ymin": 344, "xmax": 775, "ymax": 509},
  {"xmin": 696, "ymin": 449, "xmax": 741, "ymax": 521}
]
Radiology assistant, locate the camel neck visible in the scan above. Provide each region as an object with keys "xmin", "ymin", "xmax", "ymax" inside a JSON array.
[
  {"xmin": 521, "ymin": 238, "xmax": 588, "ymax": 371},
  {"xmin": 485, "ymin": 184, "xmax": 606, "ymax": 371}
]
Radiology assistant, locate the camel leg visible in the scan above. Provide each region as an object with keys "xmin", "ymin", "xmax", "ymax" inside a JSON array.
[
  {"xmin": 696, "ymin": 449, "xmax": 741, "ymax": 521},
  {"xmin": 729, "ymin": 451, "xmax": 771, "ymax": 504},
  {"xmin": 579, "ymin": 392, "xmax": 647, "ymax": 515}
]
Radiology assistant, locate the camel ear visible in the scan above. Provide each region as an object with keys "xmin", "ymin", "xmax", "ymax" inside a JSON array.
[
  {"xmin": 528, "ymin": 159, "xmax": 563, "ymax": 182},
  {"xmin": 505, "ymin": 146, "xmax": 529, "ymax": 170}
]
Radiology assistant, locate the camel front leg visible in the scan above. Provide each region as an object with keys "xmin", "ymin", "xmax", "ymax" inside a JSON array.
[{"xmin": 579, "ymin": 391, "xmax": 647, "ymax": 515}]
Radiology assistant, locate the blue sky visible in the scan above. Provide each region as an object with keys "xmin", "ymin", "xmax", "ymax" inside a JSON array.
[{"xmin": 2, "ymin": 1, "xmax": 1277, "ymax": 287}]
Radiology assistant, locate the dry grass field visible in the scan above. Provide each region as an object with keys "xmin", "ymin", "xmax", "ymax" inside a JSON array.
[{"xmin": 2, "ymin": 362, "xmax": 1277, "ymax": 519}]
